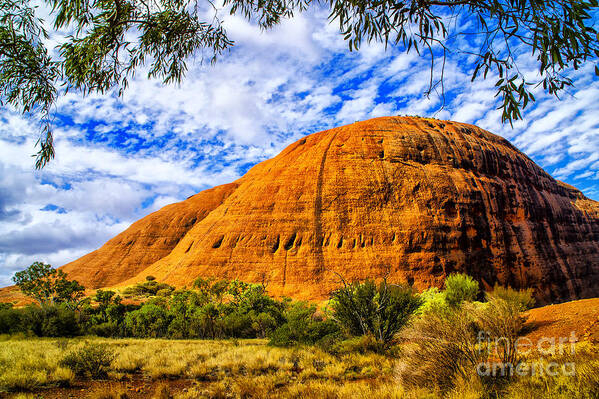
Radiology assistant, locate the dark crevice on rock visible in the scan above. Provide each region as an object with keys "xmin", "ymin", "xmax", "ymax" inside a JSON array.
[
  {"xmin": 212, "ymin": 236, "xmax": 224, "ymax": 249},
  {"xmin": 284, "ymin": 232, "xmax": 297, "ymax": 250}
]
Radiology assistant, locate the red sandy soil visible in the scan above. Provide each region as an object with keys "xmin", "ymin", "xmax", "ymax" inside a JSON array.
[
  {"xmin": 0, "ymin": 378, "xmax": 197, "ymax": 399},
  {"xmin": 523, "ymin": 297, "xmax": 599, "ymax": 343}
]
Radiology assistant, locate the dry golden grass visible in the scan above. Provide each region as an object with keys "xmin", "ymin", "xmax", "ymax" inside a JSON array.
[
  {"xmin": 0, "ymin": 336, "xmax": 396, "ymax": 397},
  {"xmin": 0, "ymin": 336, "xmax": 75, "ymax": 391},
  {"xmin": 0, "ymin": 335, "xmax": 597, "ymax": 398}
]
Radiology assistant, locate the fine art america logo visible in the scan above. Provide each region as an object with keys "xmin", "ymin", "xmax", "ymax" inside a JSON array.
[{"xmin": 476, "ymin": 331, "xmax": 577, "ymax": 377}]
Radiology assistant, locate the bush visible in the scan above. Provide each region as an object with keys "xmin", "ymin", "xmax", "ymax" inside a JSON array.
[
  {"xmin": 399, "ymin": 294, "xmax": 529, "ymax": 394},
  {"xmin": 89, "ymin": 321, "xmax": 121, "ymax": 337},
  {"xmin": 6, "ymin": 305, "xmax": 81, "ymax": 337},
  {"xmin": 269, "ymin": 302, "xmax": 339, "ymax": 347},
  {"xmin": 123, "ymin": 281, "xmax": 174, "ymax": 298},
  {"xmin": 444, "ymin": 273, "xmax": 479, "ymax": 307},
  {"xmin": 332, "ymin": 334, "xmax": 386, "ymax": 355},
  {"xmin": 223, "ymin": 311, "xmax": 255, "ymax": 338},
  {"xmin": 156, "ymin": 288, "xmax": 172, "ymax": 297},
  {"xmin": 416, "ymin": 287, "xmax": 449, "ymax": 315},
  {"xmin": 329, "ymin": 279, "xmax": 421, "ymax": 347},
  {"xmin": 474, "ymin": 296, "xmax": 529, "ymax": 365},
  {"xmin": 39, "ymin": 306, "xmax": 80, "ymax": 337},
  {"xmin": 397, "ymin": 304, "xmax": 486, "ymax": 392},
  {"xmin": 489, "ymin": 284, "xmax": 535, "ymax": 311},
  {"xmin": 0, "ymin": 307, "xmax": 23, "ymax": 334},
  {"xmin": 60, "ymin": 343, "xmax": 115, "ymax": 379},
  {"xmin": 124, "ymin": 304, "xmax": 171, "ymax": 338}
]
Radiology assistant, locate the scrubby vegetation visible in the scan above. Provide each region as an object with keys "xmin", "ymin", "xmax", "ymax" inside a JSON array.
[
  {"xmin": 2, "ymin": 264, "xmax": 421, "ymax": 346},
  {"xmin": 2, "ymin": 263, "xmax": 597, "ymax": 398}
]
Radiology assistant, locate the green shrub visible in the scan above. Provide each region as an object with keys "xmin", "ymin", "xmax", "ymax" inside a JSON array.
[
  {"xmin": 489, "ymin": 284, "xmax": 535, "ymax": 311},
  {"xmin": 269, "ymin": 302, "xmax": 339, "ymax": 347},
  {"xmin": 124, "ymin": 304, "xmax": 171, "ymax": 337},
  {"xmin": 444, "ymin": 273, "xmax": 479, "ymax": 307},
  {"xmin": 0, "ymin": 307, "xmax": 23, "ymax": 334},
  {"xmin": 89, "ymin": 321, "xmax": 121, "ymax": 337},
  {"xmin": 123, "ymin": 280, "xmax": 174, "ymax": 297},
  {"xmin": 251, "ymin": 312, "xmax": 278, "ymax": 338},
  {"xmin": 39, "ymin": 305, "xmax": 80, "ymax": 337},
  {"xmin": 329, "ymin": 279, "xmax": 421, "ymax": 347},
  {"xmin": 60, "ymin": 343, "xmax": 115, "ymax": 378},
  {"xmin": 416, "ymin": 287, "xmax": 449, "ymax": 315},
  {"xmin": 399, "ymin": 294, "xmax": 529, "ymax": 394},
  {"xmin": 223, "ymin": 311, "xmax": 254, "ymax": 338},
  {"xmin": 6, "ymin": 304, "xmax": 81, "ymax": 337},
  {"xmin": 156, "ymin": 288, "xmax": 172, "ymax": 297},
  {"xmin": 333, "ymin": 334, "xmax": 386, "ymax": 355}
]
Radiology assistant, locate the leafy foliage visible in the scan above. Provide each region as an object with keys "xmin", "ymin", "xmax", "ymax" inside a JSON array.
[
  {"xmin": 269, "ymin": 301, "xmax": 339, "ymax": 347},
  {"xmin": 12, "ymin": 262, "xmax": 85, "ymax": 308},
  {"xmin": 0, "ymin": 0, "xmax": 58, "ymax": 168},
  {"xmin": 124, "ymin": 303, "xmax": 171, "ymax": 338},
  {"xmin": 443, "ymin": 272, "xmax": 480, "ymax": 307},
  {"xmin": 1, "ymin": 0, "xmax": 597, "ymax": 167},
  {"xmin": 329, "ymin": 278, "xmax": 422, "ymax": 346},
  {"xmin": 0, "ymin": 262, "xmax": 537, "ymax": 369},
  {"xmin": 0, "ymin": 303, "xmax": 80, "ymax": 336},
  {"xmin": 489, "ymin": 284, "xmax": 535, "ymax": 311},
  {"xmin": 399, "ymin": 276, "xmax": 534, "ymax": 393},
  {"xmin": 122, "ymin": 280, "xmax": 174, "ymax": 297}
]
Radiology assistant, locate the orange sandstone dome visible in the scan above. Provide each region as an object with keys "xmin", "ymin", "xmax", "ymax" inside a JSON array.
[{"xmin": 60, "ymin": 117, "xmax": 599, "ymax": 304}]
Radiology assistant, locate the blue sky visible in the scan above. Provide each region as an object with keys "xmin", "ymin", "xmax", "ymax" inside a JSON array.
[{"xmin": 1, "ymin": 5, "xmax": 598, "ymax": 286}]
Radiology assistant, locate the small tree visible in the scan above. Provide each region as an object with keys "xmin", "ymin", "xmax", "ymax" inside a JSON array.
[
  {"xmin": 330, "ymin": 278, "xmax": 421, "ymax": 347},
  {"xmin": 12, "ymin": 262, "xmax": 85, "ymax": 308}
]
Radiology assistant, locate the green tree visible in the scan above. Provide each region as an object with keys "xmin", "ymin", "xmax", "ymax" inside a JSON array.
[
  {"xmin": 2, "ymin": 0, "xmax": 597, "ymax": 168},
  {"xmin": 12, "ymin": 262, "xmax": 86, "ymax": 308},
  {"xmin": 329, "ymin": 278, "xmax": 422, "ymax": 346}
]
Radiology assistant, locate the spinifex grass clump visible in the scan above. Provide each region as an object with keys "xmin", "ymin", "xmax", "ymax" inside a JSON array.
[{"xmin": 60, "ymin": 342, "xmax": 115, "ymax": 379}]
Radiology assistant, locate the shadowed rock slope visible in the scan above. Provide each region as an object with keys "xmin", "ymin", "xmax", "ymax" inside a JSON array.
[{"xmin": 60, "ymin": 117, "xmax": 599, "ymax": 304}]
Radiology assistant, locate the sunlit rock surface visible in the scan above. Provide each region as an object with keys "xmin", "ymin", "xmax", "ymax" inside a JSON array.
[{"xmin": 60, "ymin": 117, "xmax": 599, "ymax": 304}]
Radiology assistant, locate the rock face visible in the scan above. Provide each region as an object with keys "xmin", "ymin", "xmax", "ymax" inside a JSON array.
[
  {"xmin": 61, "ymin": 117, "xmax": 599, "ymax": 304},
  {"xmin": 60, "ymin": 183, "xmax": 238, "ymax": 287}
]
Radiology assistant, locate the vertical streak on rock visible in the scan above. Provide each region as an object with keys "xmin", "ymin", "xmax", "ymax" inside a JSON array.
[
  {"xmin": 313, "ymin": 132, "xmax": 338, "ymax": 274},
  {"xmin": 283, "ymin": 250, "xmax": 288, "ymax": 287}
]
